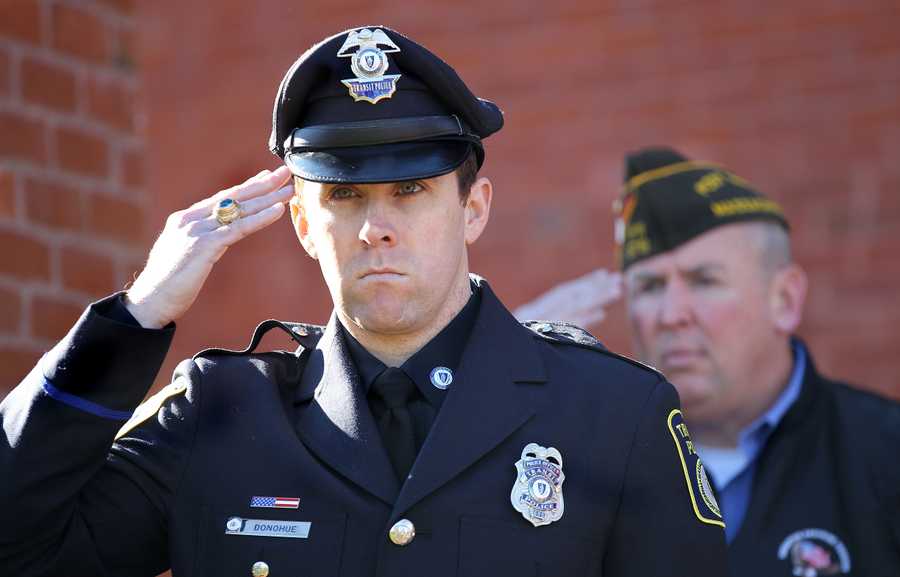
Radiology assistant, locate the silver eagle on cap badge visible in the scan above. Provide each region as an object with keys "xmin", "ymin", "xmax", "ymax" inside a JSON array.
[
  {"xmin": 337, "ymin": 28, "xmax": 401, "ymax": 104},
  {"xmin": 511, "ymin": 443, "xmax": 565, "ymax": 527}
]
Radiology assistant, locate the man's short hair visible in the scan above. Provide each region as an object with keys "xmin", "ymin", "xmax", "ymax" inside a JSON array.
[
  {"xmin": 455, "ymin": 148, "xmax": 479, "ymax": 203},
  {"xmin": 746, "ymin": 221, "xmax": 792, "ymax": 277}
]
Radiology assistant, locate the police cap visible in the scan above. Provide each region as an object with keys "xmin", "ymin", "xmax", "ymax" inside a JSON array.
[
  {"xmin": 615, "ymin": 147, "xmax": 789, "ymax": 270},
  {"xmin": 269, "ymin": 26, "xmax": 504, "ymax": 184}
]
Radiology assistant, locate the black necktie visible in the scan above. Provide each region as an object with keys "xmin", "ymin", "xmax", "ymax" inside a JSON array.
[{"xmin": 371, "ymin": 367, "xmax": 418, "ymax": 480}]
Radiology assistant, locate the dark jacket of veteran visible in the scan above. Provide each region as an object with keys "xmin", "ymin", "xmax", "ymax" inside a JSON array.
[
  {"xmin": 726, "ymin": 349, "xmax": 900, "ymax": 577},
  {"xmin": 0, "ymin": 279, "xmax": 728, "ymax": 577}
]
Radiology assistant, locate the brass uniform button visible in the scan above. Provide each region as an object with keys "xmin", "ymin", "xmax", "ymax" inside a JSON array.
[
  {"xmin": 251, "ymin": 561, "xmax": 269, "ymax": 577},
  {"xmin": 388, "ymin": 518, "xmax": 416, "ymax": 546}
]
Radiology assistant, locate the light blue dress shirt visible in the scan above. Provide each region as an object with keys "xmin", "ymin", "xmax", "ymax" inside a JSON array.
[{"xmin": 695, "ymin": 342, "xmax": 806, "ymax": 542}]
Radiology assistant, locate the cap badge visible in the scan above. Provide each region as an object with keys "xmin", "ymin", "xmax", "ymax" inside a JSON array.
[
  {"xmin": 337, "ymin": 28, "xmax": 401, "ymax": 104},
  {"xmin": 429, "ymin": 366, "xmax": 453, "ymax": 390},
  {"xmin": 511, "ymin": 443, "xmax": 565, "ymax": 527}
]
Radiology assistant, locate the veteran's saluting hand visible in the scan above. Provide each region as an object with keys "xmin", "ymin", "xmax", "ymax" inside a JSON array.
[{"xmin": 124, "ymin": 166, "xmax": 294, "ymax": 329}]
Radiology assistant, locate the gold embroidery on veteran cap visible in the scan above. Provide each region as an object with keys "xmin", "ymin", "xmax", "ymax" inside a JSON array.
[
  {"xmin": 710, "ymin": 197, "xmax": 785, "ymax": 218},
  {"xmin": 694, "ymin": 171, "xmax": 728, "ymax": 196},
  {"xmin": 624, "ymin": 161, "xmax": 713, "ymax": 192},
  {"xmin": 115, "ymin": 379, "xmax": 188, "ymax": 440},
  {"xmin": 666, "ymin": 409, "xmax": 726, "ymax": 527}
]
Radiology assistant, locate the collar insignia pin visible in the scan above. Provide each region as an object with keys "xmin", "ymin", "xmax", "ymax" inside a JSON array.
[
  {"xmin": 511, "ymin": 443, "xmax": 565, "ymax": 527},
  {"xmin": 430, "ymin": 366, "xmax": 453, "ymax": 390},
  {"xmin": 337, "ymin": 28, "xmax": 401, "ymax": 104}
]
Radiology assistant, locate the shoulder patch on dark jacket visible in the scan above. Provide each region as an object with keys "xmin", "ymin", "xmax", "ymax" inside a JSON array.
[
  {"xmin": 523, "ymin": 320, "xmax": 606, "ymax": 350},
  {"xmin": 194, "ymin": 319, "xmax": 324, "ymax": 359},
  {"xmin": 522, "ymin": 320, "xmax": 663, "ymax": 378}
]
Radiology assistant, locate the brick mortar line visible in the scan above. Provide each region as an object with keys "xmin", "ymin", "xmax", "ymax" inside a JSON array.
[
  {"xmin": 74, "ymin": 54, "xmax": 88, "ymax": 118},
  {"xmin": 0, "ymin": 219, "xmax": 149, "ymax": 260},
  {"xmin": 12, "ymin": 171, "xmax": 26, "ymax": 226},
  {"xmin": 66, "ymin": 0, "xmax": 137, "ymax": 29},
  {"xmin": 28, "ymin": 281, "xmax": 105, "ymax": 305},
  {"xmin": 0, "ymin": 38, "xmax": 139, "ymax": 90},
  {"xmin": 0, "ymin": 272, "xmax": 126, "ymax": 297},
  {"xmin": 0, "ymin": 333, "xmax": 56, "ymax": 352},
  {"xmin": 47, "ymin": 230, "xmax": 62, "ymax": 288},
  {"xmin": 0, "ymin": 156, "xmax": 149, "ymax": 200},
  {"xmin": 0, "ymin": 259, "xmax": 145, "ymax": 303},
  {"xmin": 0, "ymin": 274, "xmax": 112, "ymax": 320},
  {"xmin": 43, "ymin": 110, "xmax": 57, "ymax": 168},
  {"xmin": 38, "ymin": 0, "xmax": 53, "ymax": 50},
  {"xmin": 5, "ymin": 43, "xmax": 23, "ymax": 106},
  {"xmin": 19, "ymin": 285, "xmax": 35, "ymax": 343},
  {"xmin": 0, "ymin": 99, "xmax": 144, "ymax": 147}
]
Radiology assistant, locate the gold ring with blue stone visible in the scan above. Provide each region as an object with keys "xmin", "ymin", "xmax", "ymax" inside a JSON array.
[{"xmin": 213, "ymin": 198, "xmax": 241, "ymax": 225}]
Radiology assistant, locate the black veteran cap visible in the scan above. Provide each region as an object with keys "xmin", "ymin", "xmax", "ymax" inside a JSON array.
[
  {"xmin": 614, "ymin": 147, "xmax": 789, "ymax": 270},
  {"xmin": 269, "ymin": 26, "xmax": 504, "ymax": 183}
]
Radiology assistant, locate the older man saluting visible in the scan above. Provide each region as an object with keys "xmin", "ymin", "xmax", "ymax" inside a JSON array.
[{"xmin": 618, "ymin": 147, "xmax": 900, "ymax": 576}]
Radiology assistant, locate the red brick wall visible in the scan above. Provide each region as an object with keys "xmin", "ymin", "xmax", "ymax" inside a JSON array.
[
  {"xmin": 0, "ymin": 0, "xmax": 145, "ymax": 388},
  {"xmin": 137, "ymin": 1, "xmax": 900, "ymax": 401},
  {"xmin": 3, "ymin": 1, "xmax": 899, "ymax": 404}
]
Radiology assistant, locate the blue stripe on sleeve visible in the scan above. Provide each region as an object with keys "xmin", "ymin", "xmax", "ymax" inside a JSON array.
[{"xmin": 42, "ymin": 378, "xmax": 133, "ymax": 420}]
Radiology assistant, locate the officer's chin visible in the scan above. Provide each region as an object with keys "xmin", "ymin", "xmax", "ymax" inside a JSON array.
[{"xmin": 344, "ymin": 291, "xmax": 422, "ymax": 335}]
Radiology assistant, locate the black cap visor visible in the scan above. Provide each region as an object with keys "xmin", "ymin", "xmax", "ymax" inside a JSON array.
[{"xmin": 285, "ymin": 140, "xmax": 473, "ymax": 184}]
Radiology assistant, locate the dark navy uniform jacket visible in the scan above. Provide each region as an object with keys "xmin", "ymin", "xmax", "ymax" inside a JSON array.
[
  {"xmin": 0, "ymin": 279, "xmax": 728, "ymax": 576},
  {"xmin": 726, "ymin": 351, "xmax": 900, "ymax": 577}
]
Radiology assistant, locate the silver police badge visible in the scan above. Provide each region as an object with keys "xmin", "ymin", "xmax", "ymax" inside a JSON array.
[
  {"xmin": 337, "ymin": 28, "xmax": 401, "ymax": 104},
  {"xmin": 510, "ymin": 443, "xmax": 565, "ymax": 527}
]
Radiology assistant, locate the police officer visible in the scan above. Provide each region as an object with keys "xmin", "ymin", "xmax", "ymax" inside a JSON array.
[
  {"xmin": 617, "ymin": 147, "xmax": 900, "ymax": 576},
  {"xmin": 0, "ymin": 29, "xmax": 728, "ymax": 576}
]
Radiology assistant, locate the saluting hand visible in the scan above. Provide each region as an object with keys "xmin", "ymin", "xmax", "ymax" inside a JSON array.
[{"xmin": 124, "ymin": 166, "xmax": 294, "ymax": 329}]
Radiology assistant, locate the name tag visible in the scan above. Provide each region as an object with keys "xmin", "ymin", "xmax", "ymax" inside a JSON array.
[{"xmin": 225, "ymin": 517, "xmax": 311, "ymax": 539}]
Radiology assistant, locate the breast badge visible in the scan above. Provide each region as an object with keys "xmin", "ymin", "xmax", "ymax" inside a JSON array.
[
  {"xmin": 337, "ymin": 28, "xmax": 401, "ymax": 104},
  {"xmin": 510, "ymin": 443, "xmax": 565, "ymax": 527}
]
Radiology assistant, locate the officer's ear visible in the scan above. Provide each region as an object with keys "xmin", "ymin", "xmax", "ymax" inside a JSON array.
[
  {"xmin": 768, "ymin": 263, "xmax": 807, "ymax": 334},
  {"xmin": 464, "ymin": 176, "xmax": 492, "ymax": 245},
  {"xmin": 289, "ymin": 177, "xmax": 318, "ymax": 260}
]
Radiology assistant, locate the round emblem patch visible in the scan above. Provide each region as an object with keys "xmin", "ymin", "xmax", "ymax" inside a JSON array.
[
  {"xmin": 777, "ymin": 528, "xmax": 851, "ymax": 576},
  {"xmin": 696, "ymin": 460, "xmax": 721, "ymax": 517},
  {"xmin": 429, "ymin": 366, "xmax": 453, "ymax": 390}
]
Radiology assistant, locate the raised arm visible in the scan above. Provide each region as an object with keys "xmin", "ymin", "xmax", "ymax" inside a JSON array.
[{"xmin": 0, "ymin": 167, "xmax": 292, "ymax": 576}]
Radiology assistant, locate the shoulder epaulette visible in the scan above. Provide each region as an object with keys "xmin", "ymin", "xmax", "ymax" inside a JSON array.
[
  {"xmin": 522, "ymin": 320, "xmax": 607, "ymax": 351},
  {"xmin": 194, "ymin": 319, "xmax": 325, "ymax": 359},
  {"xmin": 522, "ymin": 320, "xmax": 662, "ymax": 377}
]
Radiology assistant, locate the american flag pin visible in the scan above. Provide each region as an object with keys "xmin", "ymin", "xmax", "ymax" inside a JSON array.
[{"xmin": 250, "ymin": 496, "xmax": 301, "ymax": 509}]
